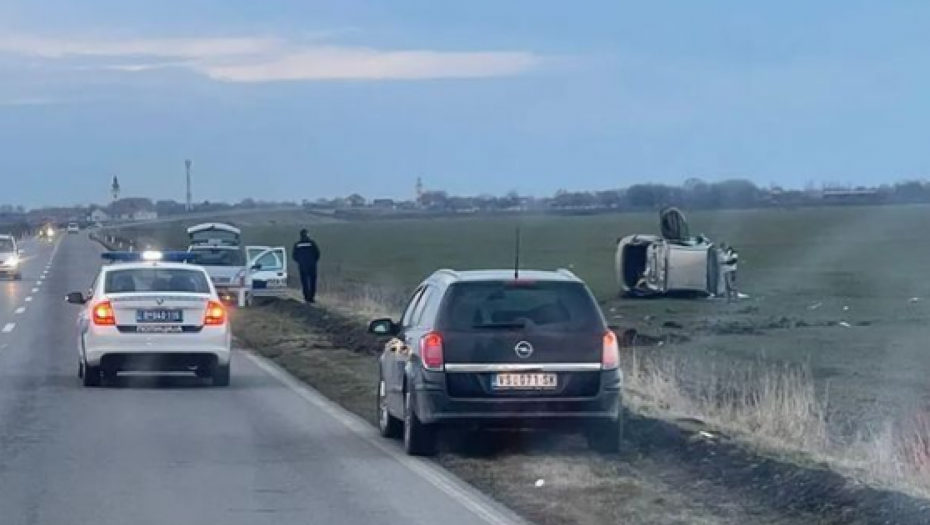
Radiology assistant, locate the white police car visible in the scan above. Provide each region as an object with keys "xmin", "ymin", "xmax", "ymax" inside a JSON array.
[{"xmin": 66, "ymin": 251, "xmax": 232, "ymax": 387}]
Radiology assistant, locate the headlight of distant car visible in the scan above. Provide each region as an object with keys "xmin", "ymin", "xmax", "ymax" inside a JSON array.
[{"xmin": 2, "ymin": 255, "xmax": 18, "ymax": 267}]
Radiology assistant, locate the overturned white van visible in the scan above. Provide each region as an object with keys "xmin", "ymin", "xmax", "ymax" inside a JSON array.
[{"xmin": 615, "ymin": 208, "xmax": 723, "ymax": 297}]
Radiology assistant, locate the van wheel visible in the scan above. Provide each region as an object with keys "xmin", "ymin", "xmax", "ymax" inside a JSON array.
[
  {"xmin": 212, "ymin": 364, "xmax": 231, "ymax": 387},
  {"xmin": 403, "ymin": 391, "xmax": 437, "ymax": 456},
  {"xmin": 587, "ymin": 414, "xmax": 625, "ymax": 454},
  {"xmin": 82, "ymin": 363, "xmax": 101, "ymax": 387},
  {"xmin": 377, "ymin": 375, "xmax": 403, "ymax": 439}
]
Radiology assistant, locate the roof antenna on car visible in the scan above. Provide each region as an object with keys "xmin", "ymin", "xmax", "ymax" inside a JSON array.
[{"xmin": 514, "ymin": 226, "xmax": 521, "ymax": 279}]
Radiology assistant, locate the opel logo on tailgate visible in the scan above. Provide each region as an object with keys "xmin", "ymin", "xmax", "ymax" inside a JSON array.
[
  {"xmin": 514, "ymin": 341, "xmax": 534, "ymax": 359},
  {"xmin": 156, "ymin": 298, "xmax": 165, "ymax": 305}
]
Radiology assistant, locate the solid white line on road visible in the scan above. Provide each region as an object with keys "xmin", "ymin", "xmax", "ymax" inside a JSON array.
[
  {"xmin": 2, "ymin": 323, "xmax": 14, "ymax": 333},
  {"xmin": 243, "ymin": 351, "xmax": 528, "ymax": 525},
  {"xmin": 14, "ymin": 307, "xmax": 25, "ymax": 314},
  {"xmin": 25, "ymin": 297, "xmax": 32, "ymax": 302}
]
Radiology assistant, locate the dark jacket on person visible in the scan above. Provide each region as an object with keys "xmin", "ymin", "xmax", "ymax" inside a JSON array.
[{"xmin": 292, "ymin": 236, "xmax": 321, "ymax": 273}]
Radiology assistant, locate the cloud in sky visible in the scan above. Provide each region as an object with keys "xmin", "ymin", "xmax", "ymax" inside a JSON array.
[{"xmin": 0, "ymin": 34, "xmax": 543, "ymax": 82}]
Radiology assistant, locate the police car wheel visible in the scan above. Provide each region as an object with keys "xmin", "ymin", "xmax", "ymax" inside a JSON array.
[
  {"xmin": 212, "ymin": 365, "xmax": 231, "ymax": 387},
  {"xmin": 82, "ymin": 364, "xmax": 101, "ymax": 387}
]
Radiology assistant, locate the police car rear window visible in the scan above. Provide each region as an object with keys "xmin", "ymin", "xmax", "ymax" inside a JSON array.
[
  {"xmin": 105, "ymin": 269, "xmax": 211, "ymax": 294},
  {"xmin": 438, "ymin": 281, "xmax": 604, "ymax": 333}
]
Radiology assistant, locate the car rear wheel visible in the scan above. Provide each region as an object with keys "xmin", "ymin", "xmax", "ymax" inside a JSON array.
[
  {"xmin": 12, "ymin": 272, "xmax": 21, "ymax": 281},
  {"xmin": 212, "ymin": 364, "xmax": 231, "ymax": 387},
  {"xmin": 587, "ymin": 414, "xmax": 625, "ymax": 454},
  {"xmin": 403, "ymin": 391, "xmax": 437, "ymax": 456},
  {"xmin": 82, "ymin": 362, "xmax": 101, "ymax": 387},
  {"xmin": 377, "ymin": 376, "xmax": 402, "ymax": 439}
]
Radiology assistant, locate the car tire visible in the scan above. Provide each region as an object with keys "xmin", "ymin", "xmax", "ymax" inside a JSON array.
[
  {"xmin": 587, "ymin": 413, "xmax": 625, "ymax": 454},
  {"xmin": 212, "ymin": 364, "xmax": 231, "ymax": 387},
  {"xmin": 82, "ymin": 363, "xmax": 101, "ymax": 387},
  {"xmin": 377, "ymin": 376, "xmax": 403, "ymax": 439},
  {"xmin": 12, "ymin": 272, "xmax": 21, "ymax": 281},
  {"xmin": 403, "ymin": 391, "xmax": 437, "ymax": 456}
]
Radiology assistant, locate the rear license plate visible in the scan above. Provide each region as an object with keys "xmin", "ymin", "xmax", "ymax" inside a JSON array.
[
  {"xmin": 491, "ymin": 373, "xmax": 558, "ymax": 390},
  {"xmin": 136, "ymin": 309, "xmax": 183, "ymax": 323}
]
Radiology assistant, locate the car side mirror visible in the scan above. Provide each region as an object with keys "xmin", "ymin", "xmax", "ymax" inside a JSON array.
[
  {"xmin": 65, "ymin": 292, "xmax": 86, "ymax": 305},
  {"xmin": 251, "ymin": 263, "xmax": 263, "ymax": 271},
  {"xmin": 368, "ymin": 318, "xmax": 398, "ymax": 336}
]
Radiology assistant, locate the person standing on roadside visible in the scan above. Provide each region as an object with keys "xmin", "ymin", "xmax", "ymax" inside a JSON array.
[
  {"xmin": 722, "ymin": 245, "xmax": 740, "ymax": 302},
  {"xmin": 292, "ymin": 229, "xmax": 321, "ymax": 303}
]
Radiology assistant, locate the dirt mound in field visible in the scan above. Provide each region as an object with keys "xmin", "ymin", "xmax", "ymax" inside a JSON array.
[{"xmin": 259, "ymin": 299, "xmax": 382, "ymax": 355}]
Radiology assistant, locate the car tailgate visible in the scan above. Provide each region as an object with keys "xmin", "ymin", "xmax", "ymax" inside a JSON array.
[{"xmin": 442, "ymin": 330, "xmax": 602, "ymax": 398}]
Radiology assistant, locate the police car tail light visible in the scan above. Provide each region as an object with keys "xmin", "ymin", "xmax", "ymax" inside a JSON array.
[
  {"xmin": 204, "ymin": 300, "xmax": 227, "ymax": 326},
  {"xmin": 93, "ymin": 301, "xmax": 116, "ymax": 326},
  {"xmin": 602, "ymin": 331, "xmax": 620, "ymax": 370},
  {"xmin": 420, "ymin": 332, "xmax": 444, "ymax": 371}
]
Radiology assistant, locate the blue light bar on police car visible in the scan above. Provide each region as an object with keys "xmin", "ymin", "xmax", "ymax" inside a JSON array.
[{"xmin": 101, "ymin": 251, "xmax": 197, "ymax": 263}]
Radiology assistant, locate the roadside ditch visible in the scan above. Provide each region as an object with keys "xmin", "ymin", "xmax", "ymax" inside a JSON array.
[{"xmin": 233, "ymin": 299, "xmax": 930, "ymax": 525}]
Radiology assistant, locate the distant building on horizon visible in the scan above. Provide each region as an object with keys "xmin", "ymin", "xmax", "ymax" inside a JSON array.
[{"xmin": 89, "ymin": 208, "xmax": 110, "ymax": 223}]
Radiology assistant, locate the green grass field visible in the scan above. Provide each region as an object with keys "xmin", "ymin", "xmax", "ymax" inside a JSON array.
[
  {"xmin": 121, "ymin": 204, "xmax": 930, "ymax": 301},
  {"xmin": 114, "ymin": 205, "xmax": 930, "ymax": 496},
  {"xmin": 117, "ymin": 205, "xmax": 930, "ymax": 432}
]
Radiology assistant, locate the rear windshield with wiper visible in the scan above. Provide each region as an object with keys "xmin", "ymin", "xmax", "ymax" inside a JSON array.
[
  {"xmin": 105, "ymin": 269, "xmax": 212, "ymax": 294},
  {"xmin": 187, "ymin": 248, "xmax": 245, "ymax": 266},
  {"xmin": 438, "ymin": 280, "xmax": 604, "ymax": 333}
]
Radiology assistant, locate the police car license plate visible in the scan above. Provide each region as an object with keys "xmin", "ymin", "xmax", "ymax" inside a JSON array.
[
  {"xmin": 491, "ymin": 373, "xmax": 558, "ymax": 390},
  {"xmin": 136, "ymin": 309, "xmax": 183, "ymax": 323}
]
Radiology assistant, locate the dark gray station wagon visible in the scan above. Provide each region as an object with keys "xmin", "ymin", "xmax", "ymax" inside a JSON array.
[{"xmin": 369, "ymin": 269, "xmax": 624, "ymax": 456}]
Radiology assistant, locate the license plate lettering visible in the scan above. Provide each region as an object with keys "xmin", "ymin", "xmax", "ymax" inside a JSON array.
[
  {"xmin": 492, "ymin": 373, "xmax": 558, "ymax": 390},
  {"xmin": 136, "ymin": 309, "xmax": 183, "ymax": 323},
  {"xmin": 135, "ymin": 325, "xmax": 184, "ymax": 334}
]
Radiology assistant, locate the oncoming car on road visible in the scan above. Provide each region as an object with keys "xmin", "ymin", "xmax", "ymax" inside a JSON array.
[
  {"xmin": 66, "ymin": 251, "xmax": 232, "ymax": 387},
  {"xmin": 0, "ymin": 234, "xmax": 23, "ymax": 280},
  {"xmin": 369, "ymin": 269, "xmax": 623, "ymax": 456}
]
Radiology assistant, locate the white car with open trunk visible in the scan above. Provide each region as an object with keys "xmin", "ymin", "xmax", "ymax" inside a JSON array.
[{"xmin": 67, "ymin": 251, "xmax": 232, "ymax": 387}]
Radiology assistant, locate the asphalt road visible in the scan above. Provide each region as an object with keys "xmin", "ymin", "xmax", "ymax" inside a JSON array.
[{"xmin": 0, "ymin": 234, "xmax": 524, "ymax": 525}]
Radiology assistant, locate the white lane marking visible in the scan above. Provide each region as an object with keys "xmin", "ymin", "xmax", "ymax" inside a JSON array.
[
  {"xmin": 31, "ymin": 288, "xmax": 39, "ymax": 293},
  {"xmin": 14, "ymin": 307, "xmax": 25, "ymax": 314},
  {"xmin": 25, "ymin": 297, "xmax": 32, "ymax": 302},
  {"xmin": 2, "ymin": 323, "xmax": 14, "ymax": 333},
  {"xmin": 243, "ymin": 351, "xmax": 527, "ymax": 525}
]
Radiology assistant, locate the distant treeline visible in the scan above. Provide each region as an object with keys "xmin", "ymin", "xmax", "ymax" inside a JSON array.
[
  {"xmin": 8, "ymin": 179, "xmax": 930, "ymax": 225},
  {"xmin": 409, "ymin": 178, "xmax": 930, "ymax": 212}
]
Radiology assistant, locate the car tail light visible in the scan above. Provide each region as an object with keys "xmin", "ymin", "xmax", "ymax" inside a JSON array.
[
  {"xmin": 420, "ymin": 331, "xmax": 444, "ymax": 371},
  {"xmin": 204, "ymin": 300, "xmax": 227, "ymax": 326},
  {"xmin": 602, "ymin": 331, "xmax": 620, "ymax": 370},
  {"xmin": 92, "ymin": 301, "xmax": 116, "ymax": 326}
]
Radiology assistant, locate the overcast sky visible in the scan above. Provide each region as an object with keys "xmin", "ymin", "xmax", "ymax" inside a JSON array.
[{"xmin": 2, "ymin": 1, "xmax": 930, "ymax": 207}]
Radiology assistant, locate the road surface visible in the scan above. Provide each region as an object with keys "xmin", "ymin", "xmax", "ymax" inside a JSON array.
[{"xmin": 0, "ymin": 234, "xmax": 524, "ymax": 525}]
